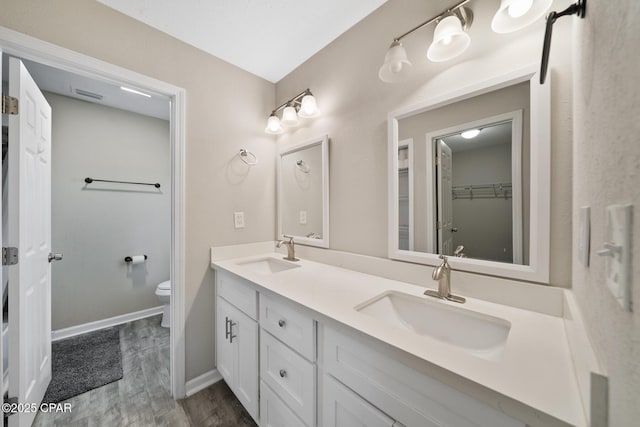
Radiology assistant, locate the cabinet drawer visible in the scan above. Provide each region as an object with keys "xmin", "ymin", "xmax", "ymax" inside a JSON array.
[
  {"xmin": 261, "ymin": 329, "xmax": 316, "ymax": 426},
  {"xmin": 260, "ymin": 293, "xmax": 315, "ymax": 360},
  {"xmin": 323, "ymin": 374, "xmax": 396, "ymax": 427},
  {"xmin": 323, "ymin": 326, "xmax": 524, "ymax": 427},
  {"xmin": 260, "ymin": 380, "xmax": 307, "ymax": 427},
  {"xmin": 217, "ymin": 270, "xmax": 258, "ymax": 320}
]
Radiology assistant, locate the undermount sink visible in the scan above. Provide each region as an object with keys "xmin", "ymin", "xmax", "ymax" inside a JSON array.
[
  {"xmin": 355, "ymin": 291, "xmax": 511, "ymax": 360},
  {"xmin": 236, "ymin": 257, "xmax": 300, "ymax": 275}
]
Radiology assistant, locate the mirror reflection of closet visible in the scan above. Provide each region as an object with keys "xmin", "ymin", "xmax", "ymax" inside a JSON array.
[
  {"xmin": 398, "ymin": 139, "xmax": 413, "ymax": 251},
  {"xmin": 426, "ymin": 112, "xmax": 523, "ymax": 264}
]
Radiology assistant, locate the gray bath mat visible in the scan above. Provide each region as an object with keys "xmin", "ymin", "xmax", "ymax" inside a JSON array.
[{"xmin": 43, "ymin": 327, "xmax": 123, "ymax": 403}]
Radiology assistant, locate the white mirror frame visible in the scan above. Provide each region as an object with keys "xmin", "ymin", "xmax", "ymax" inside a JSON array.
[
  {"xmin": 388, "ymin": 66, "xmax": 550, "ymax": 283},
  {"xmin": 277, "ymin": 135, "xmax": 330, "ymax": 248}
]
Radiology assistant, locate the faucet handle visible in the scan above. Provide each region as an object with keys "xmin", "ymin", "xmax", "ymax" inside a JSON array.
[
  {"xmin": 438, "ymin": 254, "xmax": 448, "ymax": 261},
  {"xmin": 283, "ymin": 235, "xmax": 294, "ymax": 243}
]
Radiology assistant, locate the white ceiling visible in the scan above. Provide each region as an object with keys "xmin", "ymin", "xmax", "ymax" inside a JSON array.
[
  {"xmin": 96, "ymin": 0, "xmax": 388, "ymax": 83},
  {"xmin": 443, "ymin": 122, "xmax": 512, "ymax": 153},
  {"xmin": 3, "ymin": 57, "xmax": 171, "ymax": 120}
]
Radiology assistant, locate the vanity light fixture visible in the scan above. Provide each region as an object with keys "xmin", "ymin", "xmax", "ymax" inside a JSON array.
[
  {"xmin": 264, "ymin": 88, "xmax": 319, "ymax": 134},
  {"xmin": 379, "ymin": 0, "xmax": 552, "ymax": 83},
  {"xmin": 491, "ymin": 0, "xmax": 553, "ymax": 34},
  {"xmin": 461, "ymin": 129, "xmax": 481, "ymax": 139}
]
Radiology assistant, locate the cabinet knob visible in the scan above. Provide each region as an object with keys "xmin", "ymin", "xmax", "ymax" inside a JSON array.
[
  {"xmin": 278, "ymin": 319, "xmax": 286, "ymax": 328},
  {"xmin": 279, "ymin": 369, "xmax": 287, "ymax": 378}
]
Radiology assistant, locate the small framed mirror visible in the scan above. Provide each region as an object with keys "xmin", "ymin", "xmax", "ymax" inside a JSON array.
[
  {"xmin": 388, "ymin": 67, "xmax": 550, "ymax": 282},
  {"xmin": 278, "ymin": 135, "xmax": 329, "ymax": 248}
]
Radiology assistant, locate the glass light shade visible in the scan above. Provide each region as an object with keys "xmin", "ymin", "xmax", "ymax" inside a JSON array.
[
  {"xmin": 298, "ymin": 94, "xmax": 319, "ymax": 118},
  {"xmin": 378, "ymin": 41, "xmax": 413, "ymax": 83},
  {"xmin": 265, "ymin": 114, "xmax": 283, "ymax": 134},
  {"xmin": 427, "ymin": 15, "xmax": 471, "ymax": 62},
  {"xmin": 491, "ymin": 0, "xmax": 552, "ymax": 34},
  {"xmin": 281, "ymin": 106, "xmax": 299, "ymax": 126},
  {"xmin": 461, "ymin": 129, "xmax": 481, "ymax": 139}
]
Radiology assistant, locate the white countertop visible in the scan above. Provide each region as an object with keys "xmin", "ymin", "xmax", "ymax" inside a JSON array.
[{"xmin": 212, "ymin": 252, "xmax": 586, "ymax": 427}]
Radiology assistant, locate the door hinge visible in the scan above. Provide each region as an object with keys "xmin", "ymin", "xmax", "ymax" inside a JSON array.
[
  {"xmin": 2, "ymin": 247, "xmax": 18, "ymax": 265},
  {"xmin": 3, "ymin": 396, "xmax": 18, "ymax": 418},
  {"xmin": 2, "ymin": 95, "xmax": 18, "ymax": 115}
]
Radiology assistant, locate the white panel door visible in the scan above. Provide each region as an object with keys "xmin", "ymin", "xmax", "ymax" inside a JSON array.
[
  {"xmin": 437, "ymin": 140, "xmax": 454, "ymax": 256},
  {"xmin": 7, "ymin": 57, "xmax": 52, "ymax": 427}
]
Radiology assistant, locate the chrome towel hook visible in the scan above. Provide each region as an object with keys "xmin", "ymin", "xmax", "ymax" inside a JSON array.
[{"xmin": 238, "ymin": 148, "xmax": 258, "ymax": 165}]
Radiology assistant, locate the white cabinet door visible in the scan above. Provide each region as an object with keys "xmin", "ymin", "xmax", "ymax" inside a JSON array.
[
  {"xmin": 216, "ymin": 297, "xmax": 235, "ymax": 384},
  {"xmin": 233, "ymin": 306, "xmax": 259, "ymax": 421},
  {"xmin": 323, "ymin": 375, "xmax": 395, "ymax": 427},
  {"xmin": 260, "ymin": 380, "xmax": 306, "ymax": 427},
  {"xmin": 215, "ymin": 296, "xmax": 259, "ymax": 422}
]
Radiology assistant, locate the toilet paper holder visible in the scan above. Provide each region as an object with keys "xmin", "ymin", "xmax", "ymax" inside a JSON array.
[{"xmin": 124, "ymin": 255, "xmax": 148, "ymax": 263}]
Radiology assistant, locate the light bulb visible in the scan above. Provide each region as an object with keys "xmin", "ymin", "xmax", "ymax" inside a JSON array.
[
  {"xmin": 298, "ymin": 94, "xmax": 319, "ymax": 118},
  {"xmin": 441, "ymin": 35, "xmax": 453, "ymax": 46},
  {"xmin": 390, "ymin": 61, "xmax": 403, "ymax": 73},
  {"xmin": 378, "ymin": 40, "xmax": 412, "ymax": 83},
  {"xmin": 508, "ymin": 0, "xmax": 534, "ymax": 18},
  {"xmin": 461, "ymin": 129, "xmax": 480, "ymax": 139},
  {"xmin": 265, "ymin": 114, "xmax": 283, "ymax": 134},
  {"xmin": 281, "ymin": 105, "xmax": 299, "ymax": 126}
]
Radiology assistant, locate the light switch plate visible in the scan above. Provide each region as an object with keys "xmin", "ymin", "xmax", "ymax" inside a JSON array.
[
  {"xmin": 578, "ymin": 207, "xmax": 591, "ymax": 266},
  {"xmin": 233, "ymin": 211, "xmax": 245, "ymax": 229},
  {"xmin": 603, "ymin": 204, "xmax": 632, "ymax": 311},
  {"xmin": 299, "ymin": 210, "xmax": 307, "ymax": 225}
]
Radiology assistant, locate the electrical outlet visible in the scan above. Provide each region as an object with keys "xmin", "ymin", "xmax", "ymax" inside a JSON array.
[
  {"xmin": 299, "ymin": 210, "xmax": 307, "ymax": 225},
  {"xmin": 233, "ymin": 211, "xmax": 245, "ymax": 229}
]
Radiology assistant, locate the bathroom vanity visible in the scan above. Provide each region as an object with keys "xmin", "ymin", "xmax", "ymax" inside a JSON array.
[{"xmin": 212, "ymin": 251, "xmax": 589, "ymax": 427}]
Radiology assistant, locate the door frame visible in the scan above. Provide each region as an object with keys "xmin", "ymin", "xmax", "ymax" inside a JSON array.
[{"xmin": 0, "ymin": 26, "xmax": 187, "ymax": 398}]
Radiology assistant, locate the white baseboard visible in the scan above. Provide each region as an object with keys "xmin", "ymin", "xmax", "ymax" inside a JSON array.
[
  {"xmin": 185, "ymin": 369, "xmax": 223, "ymax": 397},
  {"xmin": 51, "ymin": 305, "xmax": 164, "ymax": 341}
]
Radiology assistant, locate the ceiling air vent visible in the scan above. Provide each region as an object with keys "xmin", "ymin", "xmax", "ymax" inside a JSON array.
[{"xmin": 74, "ymin": 88, "xmax": 103, "ymax": 100}]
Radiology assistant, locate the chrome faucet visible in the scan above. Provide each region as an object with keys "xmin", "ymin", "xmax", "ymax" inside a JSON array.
[
  {"xmin": 424, "ymin": 255, "xmax": 466, "ymax": 303},
  {"xmin": 276, "ymin": 235, "xmax": 299, "ymax": 261}
]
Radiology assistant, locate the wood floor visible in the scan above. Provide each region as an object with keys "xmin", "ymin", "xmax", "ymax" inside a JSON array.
[{"xmin": 34, "ymin": 315, "xmax": 257, "ymax": 427}]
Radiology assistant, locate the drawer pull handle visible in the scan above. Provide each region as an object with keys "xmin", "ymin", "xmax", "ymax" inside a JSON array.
[
  {"xmin": 279, "ymin": 369, "xmax": 287, "ymax": 378},
  {"xmin": 278, "ymin": 319, "xmax": 286, "ymax": 328},
  {"xmin": 225, "ymin": 317, "xmax": 231, "ymax": 340}
]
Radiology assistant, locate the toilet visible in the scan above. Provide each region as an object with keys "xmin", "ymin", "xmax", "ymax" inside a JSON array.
[{"xmin": 155, "ymin": 280, "xmax": 171, "ymax": 328}]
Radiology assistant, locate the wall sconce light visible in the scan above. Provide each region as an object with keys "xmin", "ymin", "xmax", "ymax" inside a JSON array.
[
  {"xmin": 492, "ymin": 0, "xmax": 553, "ymax": 33},
  {"xmin": 264, "ymin": 88, "xmax": 319, "ymax": 134},
  {"xmin": 379, "ymin": 0, "xmax": 552, "ymax": 83}
]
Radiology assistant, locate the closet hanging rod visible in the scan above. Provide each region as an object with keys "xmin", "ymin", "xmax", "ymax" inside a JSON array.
[{"xmin": 84, "ymin": 177, "xmax": 161, "ymax": 189}]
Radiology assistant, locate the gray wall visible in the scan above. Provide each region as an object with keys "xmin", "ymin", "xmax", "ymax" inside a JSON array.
[
  {"xmin": 452, "ymin": 143, "xmax": 513, "ymax": 263},
  {"xmin": 0, "ymin": 0, "xmax": 276, "ymax": 381},
  {"xmin": 276, "ymin": 0, "xmax": 572, "ymax": 286},
  {"xmin": 46, "ymin": 92, "xmax": 170, "ymax": 330},
  {"xmin": 573, "ymin": 0, "xmax": 640, "ymax": 424}
]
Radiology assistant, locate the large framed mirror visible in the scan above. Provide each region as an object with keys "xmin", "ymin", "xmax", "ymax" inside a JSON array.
[
  {"xmin": 388, "ymin": 67, "xmax": 550, "ymax": 282},
  {"xmin": 278, "ymin": 135, "xmax": 329, "ymax": 248}
]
